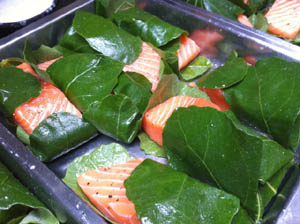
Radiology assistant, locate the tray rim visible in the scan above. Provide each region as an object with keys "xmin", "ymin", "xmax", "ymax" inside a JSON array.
[{"xmin": 0, "ymin": 0, "xmax": 300, "ymax": 223}]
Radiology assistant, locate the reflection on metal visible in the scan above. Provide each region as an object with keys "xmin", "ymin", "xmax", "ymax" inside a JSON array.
[{"xmin": 0, "ymin": 0, "xmax": 55, "ymax": 23}]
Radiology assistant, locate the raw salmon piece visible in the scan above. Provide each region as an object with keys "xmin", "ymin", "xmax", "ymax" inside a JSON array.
[
  {"xmin": 78, "ymin": 159, "xmax": 144, "ymax": 224},
  {"xmin": 14, "ymin": 82, "xmax": 82, "ymax": 134},
  {"xmin": 16, "ymin": 63, "xmax": 40, "ymax": 79},
  {"xmin": 176, "ymin": 34, "xmax": 201, "ymax": 70},
  {"xmin": 199, "ymin": 88, "xmax": 230, "ymax": 111},
  {"xmin": 143, "ymin": 96, "xmax": 220, "ymax": 145},
  {"xmin": 123, "ymin": 42, "xmax": 161, "ymax": 92},
  {"xmin": 265, "ymin": 0, "xmax": 300, "ymax": 39},
  {"xmin": 37, "ymin": 57, "xmax": 62, "ymax": 71},
  {"xmin": 237, "ymin": 14, "xmax": 254, "ymax": 28}
]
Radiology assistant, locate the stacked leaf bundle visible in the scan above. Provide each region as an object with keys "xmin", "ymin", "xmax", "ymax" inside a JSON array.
[
  {"xmin": 0, "ymin": 161, "xmax": 59, "ymax": 223},
  {"xmin": 51, "ymin": 4, "xmax": 297, "ymax": 224},
  {"xmin": 184, "ymin": 0, "xmax": 300, "ymax": 43},
  {"xmin": 0, "ymin": 58, "xmax": 97, "ymax": 162},
  {"xmin": 0, "ymin": 3, "xmax": 211, "ymax": 163},
  {"xmin": 0, "ymin": 2, "xmax": 298, "ymax": 223}
]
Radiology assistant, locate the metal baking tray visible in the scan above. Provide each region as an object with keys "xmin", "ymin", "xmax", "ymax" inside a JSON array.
[{"xmin": 1, "ymin": 0, "xmax": 300, "ymax": 223}]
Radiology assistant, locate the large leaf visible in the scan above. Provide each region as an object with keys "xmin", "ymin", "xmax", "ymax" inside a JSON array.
[
  {"xmin": 125, "ymin": 159, "xmax": 240, "ymax": 224},
  {"xmin": 112, "ymin": 7, "xmax": 186, "ymax": 47},
  {"xmin": 63, "ymin": 143, "xmax": 133, "ymax": 220},
  {"xmin": 180, "ymin": 56, "xmax": 212, "ymax": 81},
  {"xmin": 197, "ymin": 53, "xmax": 249, "ymax": 89},
  {"xmin": 73, "ymin": 11, "xmax": 142, "ymax": 64},
  {"xmin": 95, "ymin": 0, "xmax": 135, "ymax": 18},
  {"xmin": 30, "ymin": 112, "xmax": 97, "ymax": 162},
  {"xmin": 224, "ymin": 57, "xmax": 300, "ymax": 150},
  {"xmin": 138, "ymin": 133, "xmax": 166, "ymax": 158},
  {"xmin": 83, "ymin": 95, "xmax": 142, "ymax": 143},
  {"xmin": 163, "ymin": 107, "xmax": 292, "ymax": 219},
  {"xmin": 224, "ymin": 110, "xmax": 293, "ymax": 183},
  {"xmin": 0, "ymin": 67, "xmax": 41, "ymax": 116},
  {"xmin": 58, "ymin": 26, "xmax": 97, "ymax": 54},
  {"xmin": 0, "ymin": 162, "xmax": 58, "ymax": 224},
  {"xmin": 114, "ymin": 72, "xmax": 152, "ymax": 113},
  {"xmin": 48, "ymin": 53, "xmax": 124, "ymax": 112}
]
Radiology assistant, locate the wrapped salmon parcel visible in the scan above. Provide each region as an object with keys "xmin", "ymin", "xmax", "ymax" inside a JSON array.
[
  {"xmin": 0, "ymin": 64, "xmax": 97, "ymax": 161},
  {"xmin": 45, "ymin": 9, "xmax": 207, "ymax": 145}
]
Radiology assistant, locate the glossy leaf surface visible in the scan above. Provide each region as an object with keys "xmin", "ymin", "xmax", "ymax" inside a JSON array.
[
  {"xmin": 0, "ymin": 162, "xmax": 58, "ymax": 224},
  {"xmin": 73, "ymin": 11, "xmax": 142, "ymax": 64},
  {"xmin": 112, "ymin": 7, "xmax": 185, "ymax": 47},
  {"xmin": 163, "ymin": 107, "xmax": 292, "ymax": 218},
  {"xmin": 224, "ymin": 57, "xmax": 300, "ymax": 150},
  {"xmin": 83, "ymin": 95, "xmax": 142, "ymax": 143},
  {"xmin": 48, "ymin": 53, "xmax": 124, "ymax": 112},
  {"xmin": 30, "ymin": 112, "xmax": 97, "ymax": 162},
  {"xmin": 114, "ymin": 72, "xmax": 152, "ymax": 113},
  {"xmin": 125, "ymin": 159, "xmax": 240, "ymax": 224},
  {"xmin": 0, "ymin": 67, "xmax": 41, "ymax": 116}
]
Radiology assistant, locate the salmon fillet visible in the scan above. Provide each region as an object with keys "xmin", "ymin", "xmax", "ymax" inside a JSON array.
[
  {"xmin": 237, "ymin": 14, "xmax": 254, "ymax": 28},
  {"xmin": 77, "ymin": 159, "xmax": 144, "ymax": 224},
  {"xmin": 37, "ymin": 57, "xmax": 62, "ymax": 71},
  {"xmin": 265, "ymin": 0, "xmax": 300, "ymax": 39},
  {"xmin": 199, "ymin": 88, "xmax": 230, "ymax": 111},
  {"xmin": 123, "ymin": 42, "xmax": 161, "ymax": 92},
  {"xmin": 143, "ymin": 96, "xmax": 220, "ymax": 145},
  {"xmin": 14, "ymin": 82, "xmax": 82, "ymax": 134},
  {"xmin": 176, "ymin": 35, "xmax": 201, "ymax": 70}
]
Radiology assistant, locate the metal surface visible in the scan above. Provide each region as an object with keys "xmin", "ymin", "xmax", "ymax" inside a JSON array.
[
  {"xmin": 0, "ymin": 0, "xmax": 300, "ymax": 223},
  {"xmin": 0, "ymin": 0, "xmax": 55, "ymax": 23},
  {"xmin": 0, "ymin": 122, "xmax": 106, "ymax": 224}
]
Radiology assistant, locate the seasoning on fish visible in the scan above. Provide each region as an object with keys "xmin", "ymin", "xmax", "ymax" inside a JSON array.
[
  {"xmin": 176, "ymin": 34, "xmax": 201, "ymax": 70},
  {"xmin": 77, "ymin": 159, "xmax": 144, "ymax": 224},
  {"xmin": 38, "ymin": 57, "xmax": 62, "ymax": 71},
  {"xmin": 14, "ymin": 81, "xmax": 82, "ymax": 134},
  {"xmin": 123, "ymin": 42, "xmax": 161, "ymax": 92},
  {"xmin": 143, "ymin": 96, "xmax": 220, "ymax": 145},
  {"xmin": 265, "ymin": 0, "xmax": 300, "ymax": 39}
]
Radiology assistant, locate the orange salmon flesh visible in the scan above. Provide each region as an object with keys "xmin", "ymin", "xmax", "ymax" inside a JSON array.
[
  {"xmin": 265, "ymin": 0, "xmax": 300, "ymax": 39},
  {"xmin": 14, "ymin": 82, "xmax": 82, "ymax": 134},
  {"xmin": 237, "ymin": 14, "xmax": 253, "ymax": 28},
  {"xmin": 176, "ymin": 34, "xmax": 201, "ymax": 70},
  {"xmin": 77, "ymin": 159, "xmax": 144, "ymax": 224},
  {"xmin": 142, "ymin": 96, "xmax": 221, "ymax": 146},
  {"xmin": 37, "ymin": 57, "xmax": 62, "ymax": 71},
  {"xmin": 123, "ymin": 42, "xmax": 161, "ymax": 92}
]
